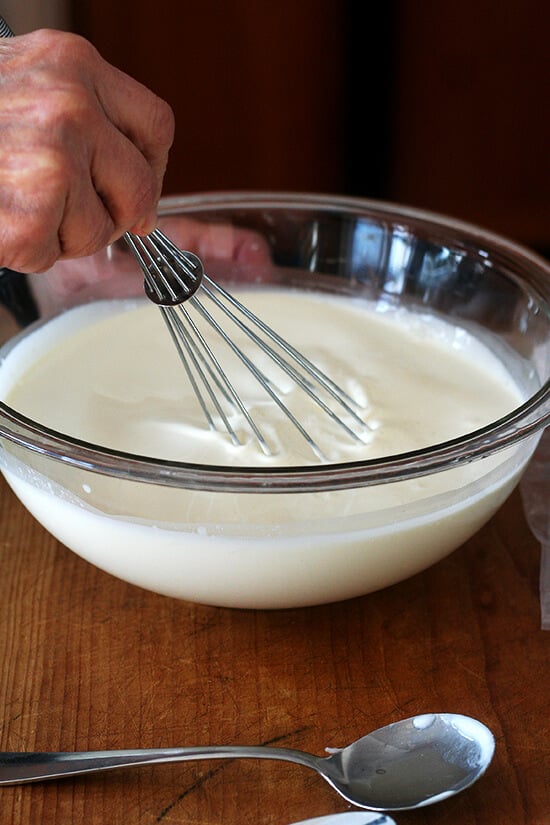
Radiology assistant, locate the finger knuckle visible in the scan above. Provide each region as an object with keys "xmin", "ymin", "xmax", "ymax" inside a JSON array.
[
  {"xmin": 22, "ymin": 36, "xmax": 101, "ymax": 133},
  {"xmin": 35, "ymin": 29, "xmax": 98, "ymax": 70},
  {"xmin": 18, "ymin": 148, "xmax": 70, "ymax": 203},
  {"xmin": 36, "ymin": 86, "xmax": 96, "ymax": 138}
]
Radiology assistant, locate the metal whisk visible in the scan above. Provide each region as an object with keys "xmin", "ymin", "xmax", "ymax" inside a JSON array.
[
  {"xmin": 0, "ymin": 16, "xmax": 368, "ymax": 461},
  {"xmin": 124, "ymin": 229, "xmax": 369, "ymax": 460}
]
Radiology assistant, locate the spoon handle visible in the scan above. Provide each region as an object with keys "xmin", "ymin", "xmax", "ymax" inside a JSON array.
[
  {"xmin": 290, "ymin": 816, "xmax": 395, "ymax": 825},
  {"xmin": 0, "ymin": 745, "xmax": 320, "ymax": 785}
]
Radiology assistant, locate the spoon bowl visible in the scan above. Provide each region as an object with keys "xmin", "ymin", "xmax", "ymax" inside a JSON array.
[
  {"xmin": 320, "ymin": 712, "xmax": 495, "ymax": 810},
  {"xmin": 0, "ymin": 713, "xmax": 494, "ymax": 811}
]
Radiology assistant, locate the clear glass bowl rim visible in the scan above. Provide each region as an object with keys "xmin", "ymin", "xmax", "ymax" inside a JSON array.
[{"xmin": 1, "ymin": 190, "xmax": 549, "ymax": 493}]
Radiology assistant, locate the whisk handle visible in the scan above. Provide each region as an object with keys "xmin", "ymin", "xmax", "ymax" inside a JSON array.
[{"xmin": 0, "ymin": 15, "xmax": 14, "ymax": 37}]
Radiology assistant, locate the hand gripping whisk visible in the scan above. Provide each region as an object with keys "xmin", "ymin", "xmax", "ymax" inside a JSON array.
[
  {"xmin": 0, "ymin": 16, "xmax": 368, "ymax": 461},
  {"xmin": 124, "ymin": 230, "xmax": 369, "ymax": 460}
]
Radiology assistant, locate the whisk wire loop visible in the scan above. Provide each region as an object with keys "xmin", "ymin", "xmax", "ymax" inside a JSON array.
[
  {"xmin": 166, "ymin": 303, "xmax": 273, "ymax": 454},
  {"xmin": 160, "ymin": 308, "xmax": 218, "ymax": 429},
  {"xmin": 200, "ymin": 277, "xmax": 368, "ymax": 439},
  {"xmin": 190, "ymin": 293, "xmax": 329, "ymax": 460},
  {"xmin": 124, "ymin": 230, "xmax": 369, "ymax": 460}
]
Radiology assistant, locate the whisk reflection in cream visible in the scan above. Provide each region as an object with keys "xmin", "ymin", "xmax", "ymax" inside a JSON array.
[{"xmin": 124, "ymin": 229, "xmax": 371, "ymax": 460}]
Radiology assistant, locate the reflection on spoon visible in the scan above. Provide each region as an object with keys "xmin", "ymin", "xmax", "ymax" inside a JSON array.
[{"xmin": 0, "ymin": 713, "xmax": 494, "ymax": 811}]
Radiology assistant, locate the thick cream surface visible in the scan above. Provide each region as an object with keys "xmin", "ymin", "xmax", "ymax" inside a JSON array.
[{"xmin": 3, "ymin": 290, "xmax": 522, "ymax": 465}]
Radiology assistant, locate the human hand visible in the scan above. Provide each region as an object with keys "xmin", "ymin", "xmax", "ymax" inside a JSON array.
[{"xmin": 0, "ymin": 29, "xmax": 174, "ymax": 273}]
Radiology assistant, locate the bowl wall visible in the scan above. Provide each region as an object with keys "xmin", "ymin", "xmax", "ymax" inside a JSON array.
[{"xmin": 0, "ymin": 436, "xmax": 535, "ymax": 608}]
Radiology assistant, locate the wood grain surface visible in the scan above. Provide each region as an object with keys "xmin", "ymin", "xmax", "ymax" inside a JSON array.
[{"xmin": 0, "ymin": 476, "xmax": 548, "ymax": 824}]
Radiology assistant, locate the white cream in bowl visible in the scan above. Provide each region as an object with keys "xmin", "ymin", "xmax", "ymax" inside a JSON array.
[{"xmin": 0, "ymin": 289, "xmax": 534, "ymax": 608}]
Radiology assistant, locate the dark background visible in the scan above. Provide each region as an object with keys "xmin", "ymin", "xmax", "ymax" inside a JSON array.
[{"xmin": 69, "ymin": 1, "xmax": 548, "ymax": 254}]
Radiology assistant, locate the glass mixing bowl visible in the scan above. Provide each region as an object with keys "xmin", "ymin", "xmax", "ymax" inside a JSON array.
[{"xmin": 0, "ymin": 192, "xmax": 549, "ymax": 608}]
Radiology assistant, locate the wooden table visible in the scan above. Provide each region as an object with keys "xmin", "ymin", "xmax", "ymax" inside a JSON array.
[{"xmin": 0, "ymin": 475, "xmax": 548, "ymax": 825}]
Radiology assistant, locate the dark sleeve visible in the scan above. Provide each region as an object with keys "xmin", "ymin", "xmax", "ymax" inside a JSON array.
[{"xmin": 0, "ymin": 268, "xmax": 40, "ymax": 326}]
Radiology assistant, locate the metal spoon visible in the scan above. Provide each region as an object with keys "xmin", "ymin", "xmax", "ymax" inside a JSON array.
[
  {"xmin": 0, "ymin": 713, "xmax": 494, "ymax": 811},
  {"xmin": 288, "ymin": 815, "xmax": 396, "ymax": 825}
]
